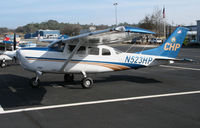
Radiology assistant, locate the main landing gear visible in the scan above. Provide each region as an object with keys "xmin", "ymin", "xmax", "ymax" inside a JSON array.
[
  {"xmin": 29, "ymin": 71, "xmax": 42, "ymax": 88},
  {"xmin": 81, "ymin": 77, "xmax": 93, "ymax": 89},
  {"xmin": 80, "ymin": 71, "xmax": 93, "ymax": 89},
  {"xmin": 64, "ymin": 71, "xmax": 94, "ymax": 89},
  {"xmin": 64, "ymin": 74, "xmax": 74, "ymax": 82}
]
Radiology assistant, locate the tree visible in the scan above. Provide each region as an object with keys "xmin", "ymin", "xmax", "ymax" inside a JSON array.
[
  {"xmin": 138, "ymin": 15, "xmax": 155, "ymax": 30},
  {"xmin": 138, "ymin": 7, "xmax": 166, "ymax": 35},
  {"xmin": 61, "ymin": 23, "xmax": 82, "ymax": 36},
  {"xmin": 0, "ymin": 28, "xmax": 12, "ymax": 33}
]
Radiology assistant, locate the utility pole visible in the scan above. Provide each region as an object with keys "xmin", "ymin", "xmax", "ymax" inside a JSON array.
[
  {"xmin": 113, "ymin": 3, "xmax": 118, "ymax": 26},
  {"xmin": 163, "ymin": 6, "xmax": 166, "ymax": 39}
]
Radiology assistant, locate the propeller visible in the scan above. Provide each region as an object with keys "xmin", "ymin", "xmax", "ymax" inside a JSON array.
[{"xmin": 13, "ymin": 33, "xmax": 17, "ymax": 50}]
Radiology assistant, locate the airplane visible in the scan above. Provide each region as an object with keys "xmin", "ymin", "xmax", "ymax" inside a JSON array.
[
  {"xmin": 0, "ymin": 34, "xmax": 37, "ymax": 68},
  {"xmin": 11, "ymin": 26, "xmax": 189, "ymax": 89},
  {"xmin": 0, "ymin": 54, "xmax": 13, "ymax": 67},
  {"xmin": 0, "ymin": 34, "xmax": 17, "ymax": 68}
]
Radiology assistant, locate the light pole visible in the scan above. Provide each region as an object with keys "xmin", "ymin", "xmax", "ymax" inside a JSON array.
[
  {"xmin": 113, "ymin": 3, "xmax": 118, "ymax": 26},
  {"xmin": 163, "ymin": 6, "xmax": 166, "ymax": 38}
]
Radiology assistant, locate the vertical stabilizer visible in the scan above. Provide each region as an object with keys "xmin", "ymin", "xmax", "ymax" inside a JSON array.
[{"xmin": 141, "ymin": 27, "xmax": 189, "ymax": 58}]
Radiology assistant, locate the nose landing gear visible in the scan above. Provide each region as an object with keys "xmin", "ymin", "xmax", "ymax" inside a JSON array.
[
  {"xmin": 29, "ymin": 71, "xmax": 43, "ymax": 88},
  {"xmin": 30, "ymin": 77, "xmax": 40, "ymax": 88}
]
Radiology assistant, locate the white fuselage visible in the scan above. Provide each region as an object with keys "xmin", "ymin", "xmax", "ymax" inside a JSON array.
[{"xmin": 16, "ymin": 45, "xmax": 169, "ymax": 74}]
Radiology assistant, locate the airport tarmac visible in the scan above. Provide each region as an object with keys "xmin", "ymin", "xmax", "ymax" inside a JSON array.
[{"xmin": 0, "ymin": 47, "xmax": 200, "ymax": 128}]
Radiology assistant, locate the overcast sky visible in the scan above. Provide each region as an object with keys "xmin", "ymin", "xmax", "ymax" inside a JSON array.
[{"xmin": 0, "ymin": 0, "xmax": 199, "ymax": 28}]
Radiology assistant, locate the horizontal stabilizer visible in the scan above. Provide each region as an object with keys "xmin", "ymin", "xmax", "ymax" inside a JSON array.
[{"xmin": 149, "ymin": 58, "xmax": 195, "ymax": 67}]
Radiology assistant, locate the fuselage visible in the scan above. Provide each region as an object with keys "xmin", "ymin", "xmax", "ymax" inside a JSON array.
[{"xmin": 16, "ymin": 45, "xmax": 170, "ymax": 74}]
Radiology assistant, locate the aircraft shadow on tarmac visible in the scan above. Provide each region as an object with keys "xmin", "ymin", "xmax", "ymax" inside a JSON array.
[
  {"xmin": 95, "ymin": 75, "xmax": 162, "ymax": 84},
  {"xmin": 41, "ymin": 74, "xmax": 162, "ymax": 89},
  {"xmin": 0, "ymin": 74, "xmax": 46, "ymax": 109},
  {"xmin": 0, "ymin": 74, "xmax": 161, "ymax": 108}
]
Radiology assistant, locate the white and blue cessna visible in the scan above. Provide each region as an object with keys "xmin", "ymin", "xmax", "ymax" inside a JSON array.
[{"xmin": 14, "ymin": 26, "xmax": 188, "ymax": 89}]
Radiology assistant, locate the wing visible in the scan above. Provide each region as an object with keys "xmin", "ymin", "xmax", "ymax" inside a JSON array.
[
  {"xmin": 49, "ymin": 26, "xmax": 155, "ymax": 46},
  {"xmin": 77, "ymin": 26, "xmax": 156, "ymax": 45}
]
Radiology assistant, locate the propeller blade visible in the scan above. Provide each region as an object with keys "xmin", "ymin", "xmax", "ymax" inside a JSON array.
[{"xmin": 13, "ymin": 33, "xmax": 16, "ymax": 50}]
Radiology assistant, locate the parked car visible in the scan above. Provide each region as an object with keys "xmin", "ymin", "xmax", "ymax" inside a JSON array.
[
  {"xmin": 131, "ymin": 37, "xmax": 143, "ymax": 44},
  {"xmin": 150, "ymin": 38, "xmax": 162, "ymax": 44}
]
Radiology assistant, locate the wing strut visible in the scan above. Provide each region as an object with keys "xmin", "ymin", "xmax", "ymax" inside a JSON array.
[{"xmin": 60, "ymin": 41, "xmax": 82, "ymax": 72}]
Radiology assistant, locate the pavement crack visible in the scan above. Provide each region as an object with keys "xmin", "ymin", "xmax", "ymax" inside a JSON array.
[{"xmin": 23, "ymin": 111, "xmax": 43, "ymax": 128}]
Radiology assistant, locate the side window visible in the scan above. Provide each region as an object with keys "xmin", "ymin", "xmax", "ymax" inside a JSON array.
[
  {"xmin": 102, "ymin": 48, "xmax": 111, "ymax": 56},
  {"xmin": 51, "ymin": 41, "xmax": 65, "ymax": 52},
  {"xmin": 88, "ymin": 47, "xmax": 99, "ymax": 55},
  {"xmin": 68, "ymin": 45, "xmax": 86, "ymax": 55},
  {"xmin": 68, "ymin": 45, "xmax": 75, "ymax": 53},
  {"xmin": 77, "ymin": 46, "xmax": 86, "ymax": 54}
]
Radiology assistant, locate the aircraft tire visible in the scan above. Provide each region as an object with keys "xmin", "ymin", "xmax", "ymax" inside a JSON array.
[
  {"xmin": 1, "ymin": 62, "xmax": 7, "ymax": 68},
  {"xmin": 81, "ymin": 77, "xmax": 93, "ymax": 89},
  {"xmin": 64, "ymin": 74, "xmax": 74, "ymax": 82},
  {"xmin": 29, "ymin": 77, "xmax": 40, "ymax": 88}
]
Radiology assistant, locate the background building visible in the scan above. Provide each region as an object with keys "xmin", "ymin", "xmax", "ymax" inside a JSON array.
[
  {"xmin": 185, "ymin": 20, "xmax": 200, "ymax": 43},
  {"xmin": 197, "ymin": 20, "xmax": 200, "ymax": 43},
  {"xmin": 24, "ymin": 30, "xmax": 60, "ymax": 39}
]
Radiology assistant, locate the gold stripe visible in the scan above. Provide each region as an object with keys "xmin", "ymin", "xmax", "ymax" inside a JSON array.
[
  {"xmin": 27, "ymin": 58, "xmax": 130, "ymax": 71},
  {"xmin": 71, "ymin": 61, "xmax": 130, "ymax": 71}
]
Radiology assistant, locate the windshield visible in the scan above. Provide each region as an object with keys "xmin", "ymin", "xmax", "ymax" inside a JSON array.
[
  {"xmin": 50, "ymin": 41, "xmax": 65, "ymax": 52},
  {"xmin": 113, "ymin": 48, "xmax": 123, "ymax": 54}
]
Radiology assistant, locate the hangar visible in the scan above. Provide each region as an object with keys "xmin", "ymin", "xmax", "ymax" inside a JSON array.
[
  {"xmin": 185, "ymin": 20, "xmax": 200, "ymax": 43},
  {"xmin": 24, "ymin": 30, "xmax": 60, "ymax": 39}
]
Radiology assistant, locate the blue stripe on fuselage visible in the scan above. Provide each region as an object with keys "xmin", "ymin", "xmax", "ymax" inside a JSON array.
[
  {"xmin": 21, "ymin": 47, "xmax": 59, "ymax": 52},
  {"xmin": 25, "ymin": 56, "xmax": 145, "ymax": 69}
]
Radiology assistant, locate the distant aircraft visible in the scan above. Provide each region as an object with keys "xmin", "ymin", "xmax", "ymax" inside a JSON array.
[
  {"xmin": 0, "ymin": 34, "xmax": 36, "ymax": 68},
  {"xmin": 0, "ymin": 54, "xmax": 12, "ymax": 67},
  {"xmin": 6, "ymin": 26, "xmax": 189, "ymax": 88},
  {"xmin": 0, "ymin": 34, "xmax": 17, "ymax": 67}
]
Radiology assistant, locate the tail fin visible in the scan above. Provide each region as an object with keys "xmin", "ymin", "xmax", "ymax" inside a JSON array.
[{"xmin": 140, "ymin": 27, "xmax": 189, "ymax": 58}]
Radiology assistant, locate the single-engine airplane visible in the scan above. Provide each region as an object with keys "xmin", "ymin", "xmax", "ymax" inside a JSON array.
[
  {"xmin": 12, "ymin": 26, "xmax": 189, "ymax": 89},
  {"xmin": 0, "ymin": 34, "xmax": 18, "ymax": 68}
]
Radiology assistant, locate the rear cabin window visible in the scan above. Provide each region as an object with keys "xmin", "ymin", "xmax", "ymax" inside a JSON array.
[
  {"xmin": 88, "ymin": 47, "xmax": 99, "ymax": 55},
  {"xmin": 68, "ymin": 45, "xmax": 86, "ymax": 55},
  {"xmin": 77, "ymin": 46, "xmax": 86, "ymax": 54},
  {"xmin": 68, "ymin": 45, "xmax": 75, "ymax": 52},
  {"xmin": 102, "ymin": 48, "xmax": 111, "ymax": 56}
]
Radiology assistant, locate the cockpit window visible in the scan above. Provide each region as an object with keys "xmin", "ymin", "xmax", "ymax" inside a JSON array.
[
  {"xmin": 88, "ymin": 47, "xmax": 99, "ymax": 55},
  {"xmin": 50, "ymin": 41, "xmax": 65, "ymax": 52},
  {"xmin": 102, "ymin": 48, "xmax": 111, "ymax": 56}
]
